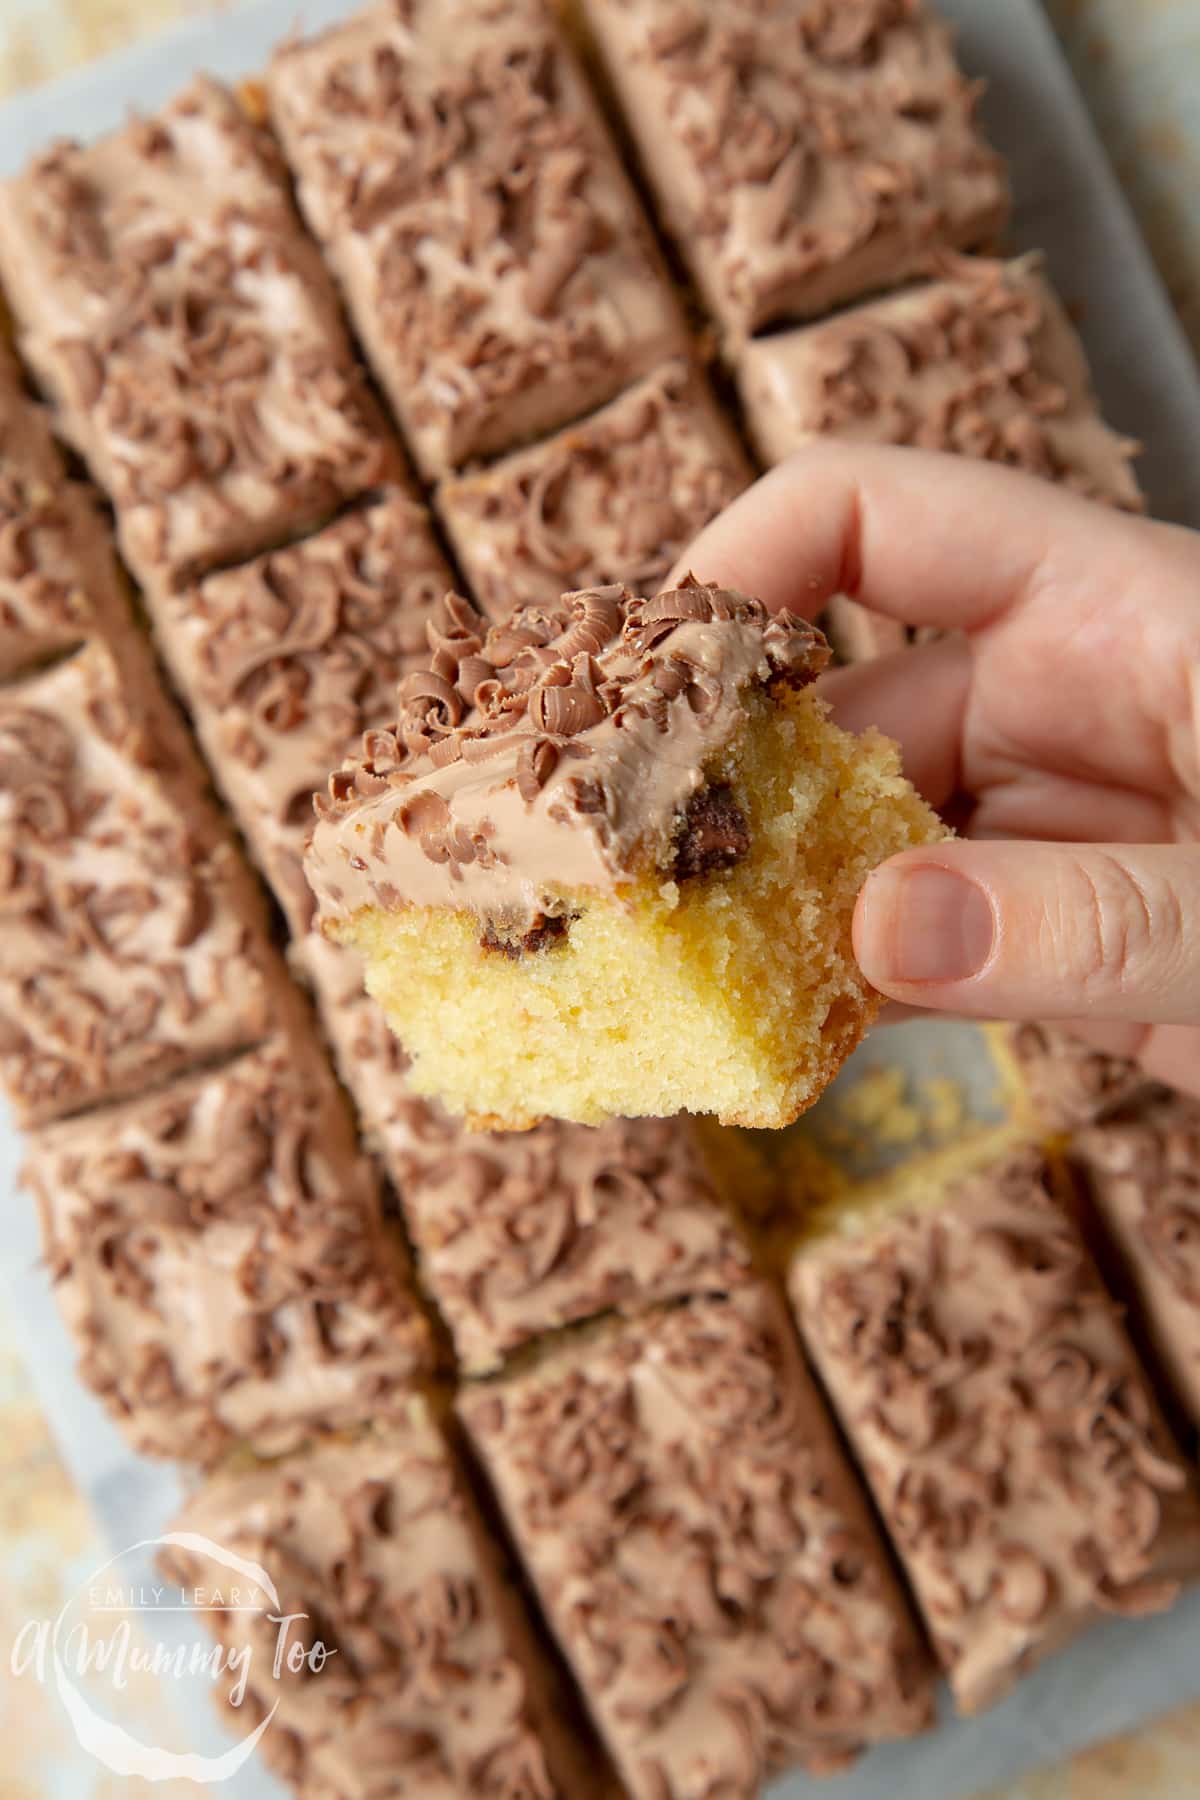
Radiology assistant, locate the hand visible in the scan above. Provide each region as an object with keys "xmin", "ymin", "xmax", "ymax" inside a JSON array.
[{"xmin": 675, "ymin": 443, "xmax": 1200, "ymax": 1099}]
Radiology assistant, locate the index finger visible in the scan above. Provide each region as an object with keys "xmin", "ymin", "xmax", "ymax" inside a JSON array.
[{"xmin": 672, "ymin": 441, "xmax": 1176, "ymax": 632}]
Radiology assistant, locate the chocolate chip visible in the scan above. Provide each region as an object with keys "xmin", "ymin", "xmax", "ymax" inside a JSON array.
[
  {"xmin": 480, "ymin": 913, "xmax": 570, "ymax": 959},
  {"xmin": 672, "ymin": 784, "xmax": 750, "ymax": 882},
  {"xmin": 766, "ymin": 662, "xmax": 823, "ymax": 693}
]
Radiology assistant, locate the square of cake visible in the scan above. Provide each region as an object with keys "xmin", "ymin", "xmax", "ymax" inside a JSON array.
[
  {"xmin": 438, "ymin": 360, "xmax": 751, "ymax": 620},
  {"xmin": 460, "ymin": 1285, "xmax": 933, "ymax": 1796},
  {"xmin": 0, "ymin": 78, "xmax": 396, "ymax": 589},
  {"xmin": 736, "ymin": 259, "xmax": 1142, "ymax": 501},
  {"xmin": 393, "ymin": 1116, "xmax": 755, "ymax": 1372},
  {"xmin": 294, "ymin": 932, "xmax": 754, "ymax": 1371},
  {"xmin": 23, "ymin": 1035, "xmax": 433, "ymax": 1464},
  {"xmin": 267, "ymin": 0, "xmax": 686, "ymax": 478},
  {"xmin": 1071, "ymin": 1093, "xmax": 1200, "ymax": 1440},
  {"xmin": 790, "ymin": 1147, "xmax": 1200, "ymax": 1713},
  {"xmin": 738, "ymin": 259, "xmax": 1142, "ymax": 662},
  {"xmin": 1000, "ymin": 1020, "xmax": 1155, "ymax": 1136},
  {"xmin": 159, "ymin": 1411, "xmax": 607, "ymax": 1797},
  {"xmin": 144, "ymin": 493, "xmax": 453, "ymax": 935},
  {"xmin": 576, "ymin": 0, "xmax": 1008, "ymax": 339},
  {"xmin": 304, "ymin": 582, "xmax": 944, "ymax": 1131},
  {"xmin": 0, "ymin": 635, "xmax": 284, "ymax": 1125},
  {"xmin": 0, "ymin": 342, "xmax": 128, "ymax": 679}
]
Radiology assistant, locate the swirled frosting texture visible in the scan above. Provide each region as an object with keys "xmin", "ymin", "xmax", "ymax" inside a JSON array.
[
  {"xmin": 267, "ymin": 0, "xmax": 686, "ymax": 478},
  {"xmin": 0, "ymin": 77, "xmax": 396, "ymax": 589},
  {"xmin": 741, "ymin": 258, "xmax": 1143, "ymax": 665},
  {"xmin": 578, "ymin": 0, "xmax": 1008, "ymax": 337},
  {"xmin": 296, "ymin": 932, "xmax": 754, "ymax": 1371},
  {"xmin": 394, "ymin": 1114, "xmax": 754, "ymax": 1372},
  {"xmin": 0, "ymin": 637, "xmax": 283, "ymax": 1124},
  {"xmin": 791, "ymin": 1149, "xmax": 1200, "ymax": 1713},
  {"xmin": 1073, "ymin": 1094, "xmax": 1200, "ymax": 1438},
  {"xmin": 0, "ymin": 341, "xmax": 128, "ymax": 680},
  {"xmin": 1006, "ymin": 1020, "xmax": 1155, "ymax": 1135},
  {"xmin": 147, "ymin": 494, "xmax": 454, "ymax": 935},
  {"xmin": 461, "ymin": 1287, "xmax": 933, "ymax": 1797},
  {"xmin": 24, "ymin": 1036, "xmax": 433, "ymax": 1465},
  {"xmin": 439, "ymin": 360, "xmax": 751, "ymax": 620},
  {"xmin": 161, "ymin": 1417, "xmax": 604, "ymax": 1797},
  {"xmin": 737, "ymin": 258, "xmax": 1143, "ymax": 506},
  {"xmin": 305, "ymin": 579, "xmax": 829, "ymax": 931}
]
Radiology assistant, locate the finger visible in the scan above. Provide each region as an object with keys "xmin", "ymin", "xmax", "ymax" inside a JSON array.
[
  {"xmin": 674, "ymin": 440, "xmax": 1184, "ymax": 632},
  {"xmin": 853, "ymin": 840, "xmax": 1200, "ymax": 1025},
  {"xmin": 969, "ymin": 774, "xmax": 1172, "ymax": 846},
  {"xmin": 819, "ymin": 631, "xmax": 970, "ymax": 811}
]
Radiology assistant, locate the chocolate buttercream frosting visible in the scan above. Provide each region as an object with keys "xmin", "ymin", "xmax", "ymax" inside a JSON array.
[
  {"xmin": 578, "ymin": 0, "xmax": 1009, "ymax": 337},
  {"xmin": 162, "ymin": 1416, "xmax": 608, "ymax": 1796},
  {"xmin": 305, "ymin": 578, "xmax": 829, "ymax": 934},
  {"xmin": 1007, "ymin": 1020, "xmax": 1155, "ymax": 1134},
  {"xmin": 0, "ymin": 77, "xmax": 396, "ymax": 589},
  {"xmin": 0, "ymin": 635, "xmax": 284, "ymax": 1125},
  {"xmin": 792, "ymin": 1148, "xmax": 1200, "ymax": 1713},
  {"xmin": 737, "ymin": 258, "xmax": 1143, "ymax": 508},
  {"xmin": 24, "ymin": 1036, "xmax": 433, "ymax": 1464},
  {"xmin": 146, "ymin": 492, "xmax": 454, "ymax": 935},
  {"xmin": 1073, "ymin": 1092, "xmax": 1200, "ymax": 1437},
  {"xmin": 461, "ymin": 1286, "xmax": 933, "ymax": 1796},
  {"xmin": 438, "ymin": 359, "xmax": 751, "ymax": 619},
  {"xmin": 0, "ymin": 341, "xmax": 129, "ymax": 680},
  {"xmin": 267, "ymin": 0, "xmax": 686, "ymax": 478}
]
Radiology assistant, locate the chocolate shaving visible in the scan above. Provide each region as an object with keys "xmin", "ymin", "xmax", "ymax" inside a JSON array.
[
  {"xmin": 8, "ymin": 79, "xmax": 394, "ymax": 591},
  {"xmin": 795, "ymin": 1146, "xmax": 1200, "ymax": 1714},
  {"xmin": 265, "ymin": 5, "xmax": 684, "ymax": 478}
]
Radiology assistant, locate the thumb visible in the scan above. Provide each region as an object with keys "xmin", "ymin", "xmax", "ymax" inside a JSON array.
[{"xmin": 854, "ymin": 841, "xmax": 1200, "ymax": 1025}]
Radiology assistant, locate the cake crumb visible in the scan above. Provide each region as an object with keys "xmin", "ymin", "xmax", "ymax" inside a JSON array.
[
  {"xmin": 917, "ymin": 1074, "xmax": 967, "ymax": 1141},
  {"xmin": 817, "ymin": 1065, "xmax": 971, "ymax": 1171}
]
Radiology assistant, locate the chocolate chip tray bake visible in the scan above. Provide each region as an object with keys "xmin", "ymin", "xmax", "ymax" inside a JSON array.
[{"xmin": 3, "ymin": 2, "xmax": 1200, "ymax": 1799}]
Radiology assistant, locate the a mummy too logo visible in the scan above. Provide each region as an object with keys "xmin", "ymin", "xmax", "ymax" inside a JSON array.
[{"xmin": 10, "ymin": 1533, "xmax": 335, "ymax": 1782}]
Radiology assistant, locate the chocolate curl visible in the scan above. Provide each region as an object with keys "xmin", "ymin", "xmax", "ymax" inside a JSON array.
[
  {"xmin": 516, "ymin": 737, "xmax": 559, "ymax": 802},
  {"xmin": 398, "ymin": 669, "xmax": 463, "ymax": 732}
]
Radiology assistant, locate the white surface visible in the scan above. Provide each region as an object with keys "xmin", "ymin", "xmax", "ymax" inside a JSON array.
[{"xmin": 1, "ymin": 1, "xmax": 1200, "ymax": 1795}]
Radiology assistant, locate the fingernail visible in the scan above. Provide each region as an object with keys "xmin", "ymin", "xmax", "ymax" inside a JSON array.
[{"xmin": 866, "ymin": 865, "xmax": 995, "ymax": 986}]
